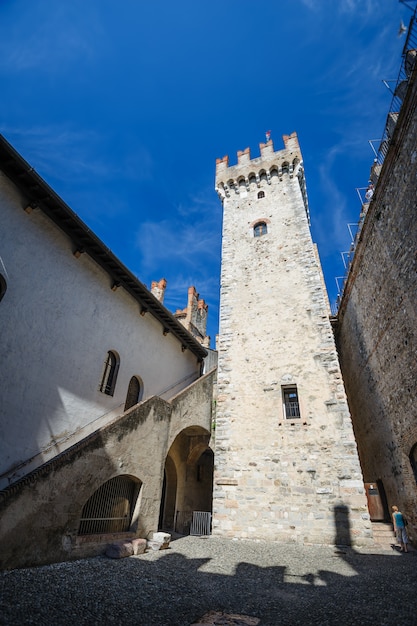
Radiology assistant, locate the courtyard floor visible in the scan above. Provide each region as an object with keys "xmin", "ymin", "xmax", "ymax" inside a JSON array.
[{"xmin": 1, "ymin": 536, "xmax": 416, "ymax": 625}]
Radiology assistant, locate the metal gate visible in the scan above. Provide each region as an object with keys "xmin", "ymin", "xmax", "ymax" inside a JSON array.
[
  {"xmin": 78, "ymin": 475, "xmax": 138, "ymax": 535},
  {"xmin": 190, "ymin": 511, "xmax": 212, "ymax": 536}
]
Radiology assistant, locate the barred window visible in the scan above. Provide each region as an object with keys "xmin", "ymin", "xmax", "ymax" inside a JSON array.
[
  {"xmin": 99, "ymin": 350, "xmax": 120, "ymax": 396},
  {"xmin": 257, "ymin": 191, "xmax": 265, "ymax": 199},
  {"xmin": 78, "ymin": 475, "xmax": 141, "ymax": 535},
  {"xmin": 283, "ymin": 386, "xmax": 301, "ymax": 419}
]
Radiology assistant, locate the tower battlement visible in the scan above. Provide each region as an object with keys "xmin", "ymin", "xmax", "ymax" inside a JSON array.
[
  {"xmin": 215, "ymin": 133, "xmax": 300, "ymax": 181},
  {"xmin": 215, "ymin": 132, "xmax": 309, "ymax": 221}
]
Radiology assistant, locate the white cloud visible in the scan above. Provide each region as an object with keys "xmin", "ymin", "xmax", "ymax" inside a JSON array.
[
  {"xmin": 136, "ymin": 213, "xmax": 221, "ymax": 273},
  {"xmin": 0, "ymin": 125, "xmax": 110, "ymax": 181},
  {"xmin": 0, "ymin": 2, "xmax": 102, "ymax": 73},
  {"xmin": 300, "ymin": 0, "xmax": 378, "ymax": 15},
  {"xmin": 0, "ymin": 124, "xmax": 154, "ymax": 186}
]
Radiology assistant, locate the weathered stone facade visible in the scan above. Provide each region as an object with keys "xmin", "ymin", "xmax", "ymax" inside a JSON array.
[
  {"xmin": 213, "ymin": 134, "xmax": 372, "ymax": 546},
  {"xmin": 0, "ymin": 371, "xmax": 215, "ymax": 569},
  {"xmin": 335, "ymin": 57, "xmax": 417, "ymax": 536}
]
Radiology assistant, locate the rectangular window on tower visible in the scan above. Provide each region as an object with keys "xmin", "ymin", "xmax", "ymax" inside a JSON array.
[{"xmin": 282, "ymin": 386, "xmax": 301, "ymax": 420}]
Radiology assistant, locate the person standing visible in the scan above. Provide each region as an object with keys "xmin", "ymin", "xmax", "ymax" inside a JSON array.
[{"xmin": 392, "ymin": 505, "xmax": 409, "ymax": 552}]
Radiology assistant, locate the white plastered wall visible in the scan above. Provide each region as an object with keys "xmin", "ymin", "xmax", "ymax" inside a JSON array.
[{"xmin": 0, "ymin": 173, "xmax": 201, "ymax": 486}]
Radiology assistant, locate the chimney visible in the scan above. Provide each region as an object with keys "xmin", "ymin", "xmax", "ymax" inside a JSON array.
[{"xmin": 151, "ymin": 278, "xmax": 167, "ymax": 303}]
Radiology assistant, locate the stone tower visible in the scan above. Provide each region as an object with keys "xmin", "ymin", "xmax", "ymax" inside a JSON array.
[{"xmin": 213, "ymin": 133, "xmax": 372, "ymax": 546}]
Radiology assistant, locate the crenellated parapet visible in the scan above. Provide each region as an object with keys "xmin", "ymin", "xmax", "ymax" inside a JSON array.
[{"xmin": 215, "ymin": 133, "xmax": 310, "ymax": 221}]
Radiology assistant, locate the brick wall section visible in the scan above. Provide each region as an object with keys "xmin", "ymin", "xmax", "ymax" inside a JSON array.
[
  {"xmin": 213, "ymin": 136, "xmax": 371, "ymax": 546},
  {"xmin": 336, "ymin": 66, "xmax": 417, "ymax": 537}
]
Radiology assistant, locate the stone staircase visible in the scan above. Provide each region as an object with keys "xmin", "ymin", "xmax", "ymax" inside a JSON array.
[{"xmin": 371, "ymin": 521, "xmax": 396, "ymax": 549}]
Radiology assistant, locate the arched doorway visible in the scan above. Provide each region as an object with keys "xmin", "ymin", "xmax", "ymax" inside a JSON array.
[
  {"xmin": 158, "ymin": 426, "xmax": 214, "ymax": 535},
  {"xmin": 158, "ymin": 456, "xmax": 177, "ymax": 531}
]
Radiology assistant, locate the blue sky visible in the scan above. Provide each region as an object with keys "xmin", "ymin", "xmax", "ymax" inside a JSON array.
[{"xmin": 0, "ymin": 0, "xmax": 411, "ymax": 346}]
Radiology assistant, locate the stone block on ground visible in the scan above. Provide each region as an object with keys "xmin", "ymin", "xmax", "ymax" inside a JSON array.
[
  {"xmin": 131, "ymin": 538, "xmax": 147, "ymax": 555},
  {"xmin": 105, "ymin": 541, "xmax": 134, "ymax": 559},
  {"xmin": 151, "ymin": 531, "xmax": 171, "ymax": 549},
  {"xmin": 146, "ymin": 531, "xmax": 171, "ymax": 550},
  {"xmin": 146, "ymin": 540, "xmax": 164, "ymax": 551}
]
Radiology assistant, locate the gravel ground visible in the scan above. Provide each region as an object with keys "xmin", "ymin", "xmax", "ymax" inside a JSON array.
[{"xmin": 1, "ymin": 536, "xmax": 416, "ymax": 626}]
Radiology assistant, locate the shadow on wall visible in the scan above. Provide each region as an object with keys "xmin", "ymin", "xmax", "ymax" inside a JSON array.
[
  {"xmin": 0, "ymin": 396, "xmax": 174, "ymax": 571},
  {"xmin": 334, "ymin": 504, "xmax": 352, "ymax": 548}
]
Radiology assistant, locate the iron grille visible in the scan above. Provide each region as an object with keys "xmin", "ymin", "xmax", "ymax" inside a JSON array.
[
  {"xmin": 78, "ymin": 475, "xmax": 138, "ymax": 535},
  {"xmin": 190, "ymin": 511, "xmax": 212, "ymax": 536},
  {"xmin": 285, "ymin": 401, "xmax": 301, "ymax": 418}
]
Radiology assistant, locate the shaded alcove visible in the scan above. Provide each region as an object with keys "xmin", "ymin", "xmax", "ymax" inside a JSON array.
[{"xmin": 158, "ymin": 425, "xmax": 213, "ymax": 535}]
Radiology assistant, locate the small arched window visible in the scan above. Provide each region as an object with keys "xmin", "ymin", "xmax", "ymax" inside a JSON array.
[
  {"xmin": 248, "ymin": 174, "xmax": 257, "ymax": 189},
  {"xmin": 124, "ymin": 376, "xmax": 142, "ymax": 411},
  {"xmin": 99, "ymin": 350, "xmax": 120, "ymax": 396},
  {"xmin": 0, "ymin": 274, "xmax": 7, "ymax": 302},
  {"xmin": 254, "ymin": 222, "xmax": 268, "ymax": 237},
  {"xmin": 257, "ymin": 191, "xmax": 265, "ymax": 199}
]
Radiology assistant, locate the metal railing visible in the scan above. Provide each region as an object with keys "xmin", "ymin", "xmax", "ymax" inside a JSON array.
[
  {"xmin": 285, "ymin": 401, "xmax": 301, "ymax": 418},
  {"xmin": 333, "ymin": 7, "xmax": 417, "ymax": 314},
  {"xmin": 373, "ymin": 10, "xmax": 417, "ymax": 168},
  {"xmin": 190, "ymin": 511, "xmax": 212, "ymax": 536}
]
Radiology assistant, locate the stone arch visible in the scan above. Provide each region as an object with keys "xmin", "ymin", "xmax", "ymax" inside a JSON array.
[
  {"xmin": 270, "ymin": 166, "xmax": 279, "ymax": 183},
  {"xmin": 158, "ymin": 455, "xmax": 178, "ymax": 532},
  {"xmin": 78, "ymin": 474, "xmax": 142, "ymax": 535},
  {"xmin": 281, "ymin": 161, "xmax": 290, "ymax": 176},
  {"xmin": 259, "ymin": 169, "xmax": 267, "ymax": 184},
  {"xmin": 159, "ymin": 425, "xmax": 213, "ymax": 535},
  {"xmin": 249, "ymin": 217, "xmax": 271, "ymax": 229},
  {"xmin": 227, "ymin": 178, "xmax": 237, "ymax": 194},
  {"xmin": 248, "ymin": 172, "xmax": 257, "ymax": 189},
  {"xmin": 238, "ymin": 176, "xmax": 247, "ymax": 196}
]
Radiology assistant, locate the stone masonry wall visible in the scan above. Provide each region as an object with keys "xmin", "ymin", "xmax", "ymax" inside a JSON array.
[
  {"xmin": 336, "ymin": 66, "xmax": 417, "ymax": 538},
  {"xmin": 213, "ymin": 136, "xmax": 371, "ymax": 546}
]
